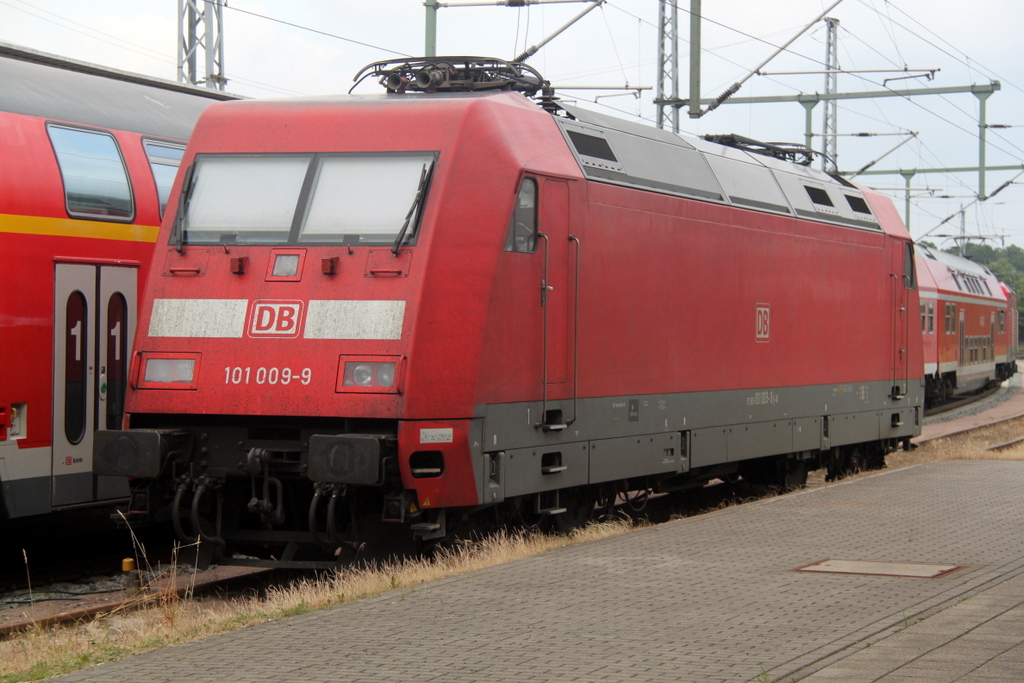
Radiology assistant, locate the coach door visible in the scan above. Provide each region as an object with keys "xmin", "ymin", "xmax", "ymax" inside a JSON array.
[
  {"xmin": 959, "ymin": 310, "xmax": 966, "ymax": 367},
  {"xmin": 891, "ymin": 241, "xmax": 914, "ymax": 397},
  {"xmin": 52, "ymin": 263, "xmax": 136, "ymax": 507},
  {"xmin": 991, "ymin": 313, "xmax": 996, "ymax": 363}
]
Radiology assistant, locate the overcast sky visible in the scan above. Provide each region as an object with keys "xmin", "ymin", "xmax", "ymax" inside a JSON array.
[{"xmin": 2, "ymin": 0, "xmax": 1022, "ymax": 249}]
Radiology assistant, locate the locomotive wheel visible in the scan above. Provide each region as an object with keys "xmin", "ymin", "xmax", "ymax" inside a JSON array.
[
  {"xmin": 555, "ymin": 488, "xmax": 597, "ymax": 533},
  {"xmin": 825, "ymin": 450, "xmax": 844, "ymax": 482},
  {"xmin": 827, "ymin": 446, "xmax": 867, "ymax": 481},
  {"xmin": 781, "ymin": 460, "xmax": 808, "ymax": 491},
  {"xmin": 740, "ymin": 455, "xmax": 805, "ymax": 492},
  {"xmin": 738, "ymin": 458, "xmax": 772, "ymax": 487},
  {"xmin": 847, "ymin": 446, "xmax": 867, "ymax": 475},
  {"xmin": 865, "ymin": 444, "xmax": 887, "ymax": 471}
]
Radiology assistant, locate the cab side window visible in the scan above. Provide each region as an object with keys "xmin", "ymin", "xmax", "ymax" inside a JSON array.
[
  {"xmin": 903, "ymin": 242, "xmax": 916, "ymax": 289},
  {"xmin": 505, "ymin": 178, "xmax": 537, "ymax": 254}
]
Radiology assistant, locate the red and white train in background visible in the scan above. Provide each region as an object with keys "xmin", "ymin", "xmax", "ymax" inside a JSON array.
[
  {"xmin": 92, "ymin": 58, "xmax": 933, "ymax": 565},
  {"xmin": 916, "ymin": 245, "xmax": 1017, "ymax": 406},
  {"xmin": 0, "ymin": 44, "xmax": 230, "ymax": 525}
]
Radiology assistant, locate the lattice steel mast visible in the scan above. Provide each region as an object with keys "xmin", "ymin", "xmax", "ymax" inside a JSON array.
[
  {"xmin": 656, "ymin": 0, "xmax": 680, "ymax": 132},
  {"xmin": 822, "ymin": 17, "xmax": 839, "ymax": 172},
  {"xmin": 178, "ymin": 0, "xmax": 226, "ymax": 90}
]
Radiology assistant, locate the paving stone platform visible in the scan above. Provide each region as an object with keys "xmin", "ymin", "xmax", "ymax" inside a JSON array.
[{"xmin": 54, "ymin": 460, "xmax": 1024, "ymax": 682}]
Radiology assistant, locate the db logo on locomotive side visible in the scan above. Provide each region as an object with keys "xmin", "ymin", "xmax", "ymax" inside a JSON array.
[
  {"xmin": 755, "ymin": 303, "xmax": 770, "ymax": 342},
  {"xmin": 248, "ymin": 300, "xmax": 304, "ymax": 338}
]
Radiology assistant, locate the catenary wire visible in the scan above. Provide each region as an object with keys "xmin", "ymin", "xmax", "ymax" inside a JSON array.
[
  {"xmin": 862, "ymin": 0, "xmax": 1024, "ymax": 97},
  {"xmin": 0, "ymin": 0, "xmax": 310, "ymax": 97},
  {"xmin": 212, "ymin": 1, "xmax": 409, "ymax": 58}
]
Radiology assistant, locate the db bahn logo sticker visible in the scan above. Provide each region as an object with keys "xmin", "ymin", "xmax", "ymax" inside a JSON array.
[
  {"xmin": 248, "ymin": 300, "xmax": 304, "ymax": 338},
  {"xmin": 755, "ymin": 303, "xmax": 770, "ymax": 342}
]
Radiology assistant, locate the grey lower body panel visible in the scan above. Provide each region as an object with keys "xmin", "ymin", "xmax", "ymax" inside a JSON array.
[
  {"xmin": 478, "ymin": 379, "xmax": 923, "ymax": 504},
  {"xmin": 2, "ymin": 475, "xmax": 51, "ymax": 518},
  {"xmin": 51, "ymin": 472, "xmax": 129, "ymax": 510},
  {"xmin": 3, "ymin": 474, "xmax": 130, "ymax": 518}
]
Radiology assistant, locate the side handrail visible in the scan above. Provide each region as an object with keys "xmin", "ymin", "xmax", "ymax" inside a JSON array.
[{"xmin": 568, "ymin": 234, "xmax": 580, "ymax": 425}]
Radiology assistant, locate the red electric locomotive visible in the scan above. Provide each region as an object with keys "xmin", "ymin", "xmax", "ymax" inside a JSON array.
[
  {"xmin": 0, "ymin": 44, "xmax": 230, "ymax": 521},
  {"xmin": 95, "ymin": 59, "xmax": 923, "ymax": 564},
  {"xmin": 916, "ymin": 245, "xmax": 1017, "ymax": 406}
]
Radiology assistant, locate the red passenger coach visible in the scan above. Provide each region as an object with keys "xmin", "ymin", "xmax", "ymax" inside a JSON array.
[
  {"xmin": 0, "ymin": 44, "xmax": 230, "ymax": 521},
  {"xmin": 916, "ymin": 245, "xmax": 1017, "ymax": 406},
  {"xmin": 95, "ymin": 59, "xmax": 924, "ymax": 564}
]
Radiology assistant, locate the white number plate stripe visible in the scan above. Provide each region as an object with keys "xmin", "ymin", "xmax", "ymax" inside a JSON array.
[
  {"xmin": 304, "ymin": 300, "xmax": 406, "ymax": 340},
  {"xmin": 149, "ymin": 298, "xmax": 248, "ymax": 338}
]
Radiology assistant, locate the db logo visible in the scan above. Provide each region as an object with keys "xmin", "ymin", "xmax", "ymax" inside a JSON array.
[
  {"xmin": 755, "ymin": 303, "xmax": 770, "ymax": 342},
  {"xmin": 249, "ymin": 300, "xmax": 303, "ymax": 338}
]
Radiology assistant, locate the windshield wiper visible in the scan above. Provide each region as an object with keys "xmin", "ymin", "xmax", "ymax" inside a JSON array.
[
  {"xmin": 170, "ymin": 163, "xmax": 197, "ymax": 254},
  {"xmin": 392, "ymin": 161, "xmax": 433, "ymax": 256}
]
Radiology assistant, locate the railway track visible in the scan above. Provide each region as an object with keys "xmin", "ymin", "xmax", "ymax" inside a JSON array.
[
  {"xmin": 0, "ymin": 563, "xmax": 273, "ymax": 637},
  {"xmin": 986, "ymin": 435, "xmax": 1024, "ymax": 451},
  {"xmin": 922, "ymin": 384, "xmax": 1002, "ymax": 418},
  {"xmin": 916, "ymin": 408, "xmax": 1024, "ymax": 445}
]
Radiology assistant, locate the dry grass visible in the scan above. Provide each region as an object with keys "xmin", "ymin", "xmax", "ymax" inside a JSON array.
[
  {"xmin": 889, "ymin": 415, "xmax": 1024, "ymax": 469},
  {"xmin": 4, "ymin": 418, "xmax": 1021, "ymax": 681},
  {"xmin": 0, "ymin": 520, "xmax": 636, "ymax": 682}
]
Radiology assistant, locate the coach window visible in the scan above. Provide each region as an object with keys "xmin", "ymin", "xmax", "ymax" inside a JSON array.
[
  {"xmin": 144, "ymin": 140, "xmax": 186, "ymax": 217},
  {"xmin": 505, "ymin": 178, "xmax": 538, "ymax": 254},
  {"xmin": 920, "ymin": 303, "xmax": 927, "ymax": 333},
  {"xmin": 48, "ymin": 125, "xmax": 134, "ymax": 221},
  {"xmin": 64, "ymin": 291, "xmax": 88, "ymax": 445},
  {"xmin": 927, "ymin": 302, "xmax": 935, "ymax": 333},
  {"xmin": 105, "ymin": 293, "xmax": 129, "ymax": 430}
]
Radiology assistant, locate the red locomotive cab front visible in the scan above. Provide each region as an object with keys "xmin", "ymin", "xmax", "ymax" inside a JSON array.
[
  {"xmin": 130, "ymin": 149, "xmax": 434, "ymax": 416},
  {"xmin": 89, "ymin": 83, "xmax": 560, "ymax": 556},
  {"xmin": 93, "ymin": 128, "xmax": 456, "ymax": 548}
]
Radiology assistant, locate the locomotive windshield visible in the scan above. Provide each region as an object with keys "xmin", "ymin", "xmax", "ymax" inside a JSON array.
[{"xmin": 179, "ymin": 152, "xmax": 436, "ymax": 246}]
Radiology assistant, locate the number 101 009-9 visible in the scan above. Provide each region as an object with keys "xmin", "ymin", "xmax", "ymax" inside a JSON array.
[{"xmin": 224, "ymin": 367, "xmax": 311, "ymax": 385}]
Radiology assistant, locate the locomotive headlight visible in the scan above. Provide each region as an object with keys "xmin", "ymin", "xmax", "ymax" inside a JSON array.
[
  {"xmin": 344, "ymin": 361, "xmax": 396, "ymax": 387},
  {"xmin": 138, "ymin": 353, "xmax": 201, "ymax": 389},
  {"xmin": 145, "ymin": 358, "xmax": 195, "ymax": 383},
  {"xmin": 352, "ymin": 363, "xmax": 374, "ymax": 386},
  {"xmin": 376, "ymin": 363, "xmax": 396, "ymax": 387},
  {"xmin": 337, "ymin": 357, "xmax": 402, "ymax": 393}
]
